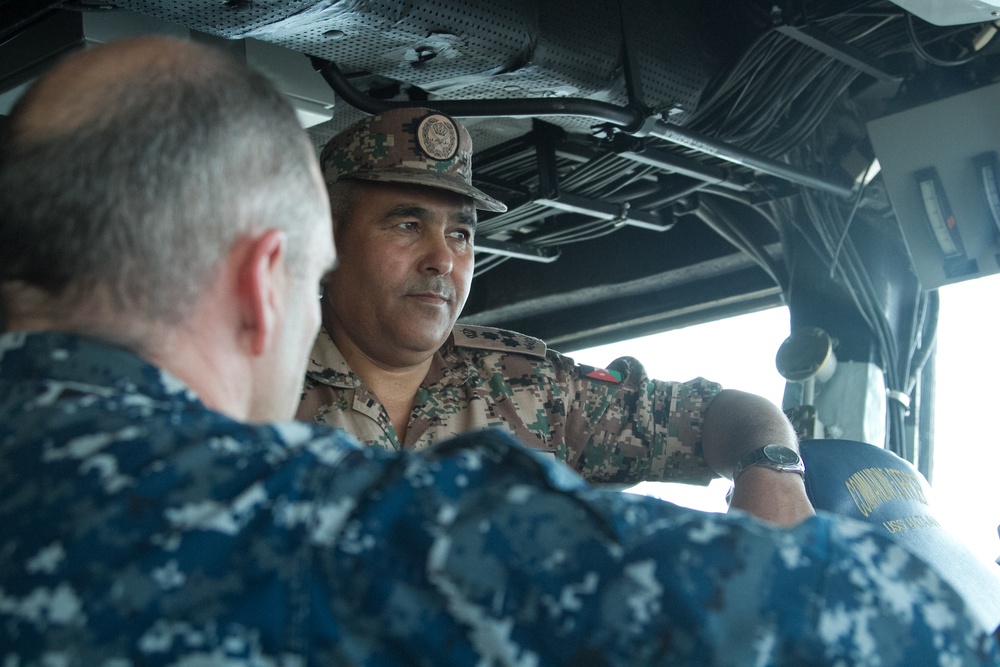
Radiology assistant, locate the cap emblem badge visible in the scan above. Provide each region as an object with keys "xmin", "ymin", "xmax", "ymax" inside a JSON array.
[{"xmin": 417, "ymin": 114, "xmax": 459, "ymax": 161}]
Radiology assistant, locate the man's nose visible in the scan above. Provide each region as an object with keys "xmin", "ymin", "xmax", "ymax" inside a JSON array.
[{"xmin": 419, "ymin": 231, "xmax": 454, "ymax": 275}]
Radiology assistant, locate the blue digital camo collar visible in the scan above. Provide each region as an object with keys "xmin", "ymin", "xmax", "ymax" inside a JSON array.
[{"xmin": 0, "ymin": 330, "xmax": 198, "ymax": 406}]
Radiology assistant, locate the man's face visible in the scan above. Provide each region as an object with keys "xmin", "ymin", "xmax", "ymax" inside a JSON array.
[{"xmin": 325, "ymin": 181, "xmax": 476, "ymax": 368}]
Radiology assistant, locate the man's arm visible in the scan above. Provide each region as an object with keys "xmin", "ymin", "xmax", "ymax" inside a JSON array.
[{"xmin": 701, "ymin": 389, "xmax": 815, "ymax": 526}]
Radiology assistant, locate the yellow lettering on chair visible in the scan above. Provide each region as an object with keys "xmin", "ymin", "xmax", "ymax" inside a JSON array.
[{"xmin": 844, "ymin": 467, "xmax": 929, "ymax": 517}]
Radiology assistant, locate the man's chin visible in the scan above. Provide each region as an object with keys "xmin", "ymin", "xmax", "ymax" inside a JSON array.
[{"xmin": 394, "ymin": 326, "xmax": 453, "ymax": 356}]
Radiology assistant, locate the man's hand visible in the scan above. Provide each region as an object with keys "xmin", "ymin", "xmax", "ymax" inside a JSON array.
[{"xmin": 702, "ymin": 389, "xmax": 815, "ymax": 526}]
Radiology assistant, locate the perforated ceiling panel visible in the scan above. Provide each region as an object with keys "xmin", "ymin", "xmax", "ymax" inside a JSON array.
[
  {"xmin": 288, "ymin": 0, "xmax": 536, "ymax": 92},
  {"xmin": 114, "ymin": 0, "xmax": 626, "ymax": 106},
  {"xmin": 110, "ymin": 0, "xmax": 712, "ymax": 143},
  {"xmin": 115, "ymin": 0, "xmax": 321, "ymax": 38},
  {"xmin": 266, "ymin": 0, "xmax": 620, "ymax": 103}
]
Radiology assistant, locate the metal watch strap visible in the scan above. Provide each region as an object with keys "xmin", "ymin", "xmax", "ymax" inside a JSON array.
[{"xmin": 732, "ymin": 444, "xmax": 805, "ymax": 481}]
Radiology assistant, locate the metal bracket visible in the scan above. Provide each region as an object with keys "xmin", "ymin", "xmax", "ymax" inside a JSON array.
[
  {"xmin": 775, "ymin": 24, "xmax": 902, "ymax": 82},
  {"xmin": 475, "ymin": 239, "xmax": 561, "ymax": 263}
]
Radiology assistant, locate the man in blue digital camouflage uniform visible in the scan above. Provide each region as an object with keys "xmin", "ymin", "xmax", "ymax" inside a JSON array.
[
  {"xmin": 1, "ymin": 36, "xmax": 998, "ymax": 666},
  {"xmin": 298, "ymin": 107, "xmax": 815, "ymax": 526}
]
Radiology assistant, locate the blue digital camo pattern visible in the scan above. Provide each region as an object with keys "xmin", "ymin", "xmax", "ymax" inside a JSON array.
[{"xmin": 2, "ymin": 331, "xmax": 999, "ymax": 666}]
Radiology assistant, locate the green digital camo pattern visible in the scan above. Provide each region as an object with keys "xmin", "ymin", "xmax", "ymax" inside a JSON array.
[
  {"xmin": 3, "ymin": 331, "xmax": 1000, "ymax": 666},
  {"xmin": 299, "ymin": 324, "xmax": 721, "ymax": 485},
  {"xmin": 319, "ymin": 107, "xmax": 507, "ymax": 212}
]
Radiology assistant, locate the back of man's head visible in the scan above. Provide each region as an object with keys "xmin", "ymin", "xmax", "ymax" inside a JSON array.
[{"xmin": 0, "ymin": 36, "xmax": 323, "ymax": 332}]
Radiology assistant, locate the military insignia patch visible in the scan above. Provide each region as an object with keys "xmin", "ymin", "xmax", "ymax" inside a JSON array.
[
  {"xmin": 417, "ymin": 114, "xmax": 459, "ymax": 161},
  {"xmin": 583, "ymin": 367, "xmax": 622, "ymax": 384},
  {"xmin": 453, "ymin": 325, "xmax": 547, "ymax": 357}
]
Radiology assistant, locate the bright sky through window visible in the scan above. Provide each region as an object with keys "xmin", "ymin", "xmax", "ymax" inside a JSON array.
[{"xmin": 569, "ymin": 274, "xmax": 1000, "ymax": 568}]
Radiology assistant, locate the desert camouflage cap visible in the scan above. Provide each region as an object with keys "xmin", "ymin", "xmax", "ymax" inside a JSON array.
[{"xmin": 320, "ymin": 107, "xmax": 507, "ymax": 213}]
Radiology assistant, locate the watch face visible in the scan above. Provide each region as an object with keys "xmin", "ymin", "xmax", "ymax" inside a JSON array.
[{"xmin": 763, "ymin": 444, "xmax": 801, "ymax": 465}]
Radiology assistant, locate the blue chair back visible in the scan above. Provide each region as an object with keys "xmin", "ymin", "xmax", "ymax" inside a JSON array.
[{"xmin": 800, "ymin": 438, "xmax": 1000, "ymax": 632}]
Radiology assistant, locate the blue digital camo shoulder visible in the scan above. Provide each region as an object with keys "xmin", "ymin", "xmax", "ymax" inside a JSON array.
[{"xmin": 2, "ymin": 331, "xmax": 998, "ymax": 665}]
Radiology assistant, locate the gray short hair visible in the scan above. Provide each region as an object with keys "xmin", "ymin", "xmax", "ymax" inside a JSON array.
[{"xmin": 0, "ymin": 41, "xmax": 324, "ymax": 323}]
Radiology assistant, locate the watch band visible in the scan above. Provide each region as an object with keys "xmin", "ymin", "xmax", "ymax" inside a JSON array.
[{"xmin": 732, "ymin": 444, "xmax": 805, "ymax": 481}]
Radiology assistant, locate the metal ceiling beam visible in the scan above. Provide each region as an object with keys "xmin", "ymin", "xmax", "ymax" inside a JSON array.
[
  {"xmin": 535, "ymin": 192, "xmax": 672, "ymax": 232},
  {"xmin": 614, "ymin": 143, "xmax": 750, "ymax": 192},
  {"xmin": 461, "ymin": 242, "xmax": 783, "ymax": 326}
]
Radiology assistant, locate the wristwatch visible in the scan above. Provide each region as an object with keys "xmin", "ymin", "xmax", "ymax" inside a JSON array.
[{"xmin": 732, "ymin": 444, "xmax": 805, "ymax": 481}]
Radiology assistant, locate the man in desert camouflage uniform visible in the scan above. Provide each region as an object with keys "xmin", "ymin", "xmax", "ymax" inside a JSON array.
[
  {"xmin": 4, "ymin": 36, "xmax": 999, "ymax": 666},
  {"xmin": 298, "ymin": 107, "xmax": 813, "ymax": 525}
]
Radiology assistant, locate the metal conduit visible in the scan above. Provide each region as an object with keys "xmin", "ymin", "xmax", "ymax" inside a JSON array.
[{"xmin": 312, "ymin": 57, "xmax": 857, "ymax": 199}]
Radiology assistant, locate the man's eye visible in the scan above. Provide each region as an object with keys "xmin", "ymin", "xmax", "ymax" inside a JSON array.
[{"xmin": 451, "ymin": 229, "xmax": 473, "ymax": 242}]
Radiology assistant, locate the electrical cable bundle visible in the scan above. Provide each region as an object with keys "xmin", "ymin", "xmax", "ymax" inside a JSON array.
[
  {"xmin": 474, "ymin": 152, "xmax": 661, "ymax": 276},
  {"xmin": 682, "ymin": 4, "xmax": 907, "ymax": 159}
]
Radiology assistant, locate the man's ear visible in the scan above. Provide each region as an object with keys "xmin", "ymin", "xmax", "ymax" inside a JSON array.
[{"xmin": 235, "ymin": 228, "xmax": 287, "ymax": 357}]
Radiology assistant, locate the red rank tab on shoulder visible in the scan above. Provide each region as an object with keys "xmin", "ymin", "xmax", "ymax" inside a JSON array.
[{"xmin": 585, "ymin": 368, "xmax": 622, "ymax": 383}]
